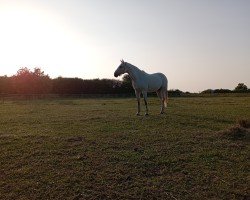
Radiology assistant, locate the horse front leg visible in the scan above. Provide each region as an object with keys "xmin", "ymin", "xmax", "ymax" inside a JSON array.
[
  {"xmin": 142, "ymin": 91, "xmax": 148, "ymax": 116},
  {"xmin": 135, "ymin": 91, "xmax": 141, "ymax": 116}
]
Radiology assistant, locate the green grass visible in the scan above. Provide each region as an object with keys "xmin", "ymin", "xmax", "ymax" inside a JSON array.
[{"xmin": 0, "ymin": 97, "xmax": 249, "ymax": 199}]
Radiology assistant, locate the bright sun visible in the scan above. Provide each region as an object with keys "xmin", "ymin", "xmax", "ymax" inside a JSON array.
[{"xmin": 0, "ymin": 2, "xmax": 95, "ymax": 78}]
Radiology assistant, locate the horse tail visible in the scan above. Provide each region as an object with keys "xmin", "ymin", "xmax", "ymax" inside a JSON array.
[
  {"xmin": 164, "ymin": 78, "xmax": 168, "ymax": 108},
  {"xmin": 164, "ymin": 90, "xmax": 168, "ymax": 108}
]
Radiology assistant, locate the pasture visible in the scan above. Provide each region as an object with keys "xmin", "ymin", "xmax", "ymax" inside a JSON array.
[{"xmin": 0, "ymin": 96, "xmax": 249, "ymax": 199}]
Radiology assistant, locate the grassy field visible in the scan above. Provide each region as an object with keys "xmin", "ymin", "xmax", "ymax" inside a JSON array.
[{"xmin": 0, "ymin": 96, "xmax": 249, "ymax": 199}]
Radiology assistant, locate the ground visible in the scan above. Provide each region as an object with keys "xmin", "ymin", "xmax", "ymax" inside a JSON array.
[{"xmin": 0, "ymin": 96, "xmax": 249, "ymax": 199}]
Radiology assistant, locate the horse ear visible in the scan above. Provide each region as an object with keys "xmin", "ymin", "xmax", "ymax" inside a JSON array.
[{"xmin": 121, "ymin": 59, "xmax": 124, "ymax": 63}]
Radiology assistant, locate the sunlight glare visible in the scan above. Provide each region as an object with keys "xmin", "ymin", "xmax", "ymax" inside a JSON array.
[{"xmin": 0, "ymin": 3, "xmax": 93, "ymax": 78}]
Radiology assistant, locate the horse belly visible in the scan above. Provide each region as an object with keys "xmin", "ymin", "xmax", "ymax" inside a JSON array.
[{"xmin": 147, "ymin": 77, "xmax": 162, "ymax": 92}]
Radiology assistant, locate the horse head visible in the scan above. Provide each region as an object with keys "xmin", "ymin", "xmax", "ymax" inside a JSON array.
[{"xmin": 114, "ymin": 59, "xmax": 127, "ymax": 77}]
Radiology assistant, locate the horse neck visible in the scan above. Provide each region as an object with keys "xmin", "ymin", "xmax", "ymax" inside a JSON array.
[{"xmin": 126, "ymin": 63, "xmax": 143, "ymax": 81}]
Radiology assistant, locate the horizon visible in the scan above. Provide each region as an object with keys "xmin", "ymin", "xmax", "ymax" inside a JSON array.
[
  {"xmin": 1, "ymin": 66, "xmax": 248, "ymax": 93},
  {"xmin": 0, "ymin": 0, "xmax": 249, "ymax": 92}
]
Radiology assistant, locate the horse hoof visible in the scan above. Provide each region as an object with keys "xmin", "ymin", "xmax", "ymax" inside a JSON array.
[
  {"xmin": 136, "ymin": 113, "xmax": 140, "ymax": 116},
  {"xmin": 145, "ymin": 113, "xmax": 149, "ymax": 116},
  {"xmin": 160, "ymin": 112, "xmax": 164, "ymax": 114}
]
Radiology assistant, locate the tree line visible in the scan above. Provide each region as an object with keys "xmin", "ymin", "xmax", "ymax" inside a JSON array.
[
  {"xmin": 0, "ymin": 67, "xmax": 249, "ymax": 95},
  {"xmin": 0, "ymin": 67, "xmax": 134, "ymax": 95},
  {"xmin": 201, "ymin": 83, "xmax": 249, "ymax": 94}
]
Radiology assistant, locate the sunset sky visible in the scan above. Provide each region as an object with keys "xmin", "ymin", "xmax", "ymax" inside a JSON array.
[{"xmin": 0, "ymin": 0, "xmax": 249, "ymax": 92}]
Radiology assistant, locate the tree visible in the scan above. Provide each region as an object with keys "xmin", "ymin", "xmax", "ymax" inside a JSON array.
[
  {"xmin": 201, "ymin": 89, "xmax": 214, "ymax": 94},
  {"xmin": 12, "ymin": 67, "xmax": 52, "ymax": 94},
  {"xmin": 168, "ymin": 89, "xmax": 183, "ymax": 97},
  {"xmin": 122, "ymin": 74, "xmax": 131, "ymax": 84},
  {"xmin": 214, "ymin": 89, "xmax": 231, "ymax": 93},
  {"xmin": 0, "ymin": 76, "xmax": 14, "ymax": 94},
  {"xmin": 52, "ymin": 77, "xmax": 84, "ymax": 94},
  {"xmin": 234, "ymin": 83, "xmax": 248, "ymax": 92},
  {"xmin": 120, "ymin": 74, "xmax": 134, "ymax": 93}
]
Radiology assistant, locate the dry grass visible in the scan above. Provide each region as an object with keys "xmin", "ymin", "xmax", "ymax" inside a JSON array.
[
  {"xmin": 238, "ymin": 119, "xmax": 250, "ymax": 129},
  {"xmin": 220, "ymin": 119, "xmax": 250, "ymax": 141},
  {"xmin": 0, "ymin": 97, "xmax": 250, "ymax": 199}
]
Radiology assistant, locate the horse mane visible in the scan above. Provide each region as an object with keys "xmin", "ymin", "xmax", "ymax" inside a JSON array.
[
  {"xmin": 126, "ymin": 62, "xmax": 145, "ymax": 74},
  {"xmin": 124, "ymin": 62, "xmax": 148, "ymax": 82}
]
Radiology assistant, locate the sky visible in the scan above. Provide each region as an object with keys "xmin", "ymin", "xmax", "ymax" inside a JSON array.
[{"xmin": 0, "ymin": 0, "xmax": 249, "ymax": 92}]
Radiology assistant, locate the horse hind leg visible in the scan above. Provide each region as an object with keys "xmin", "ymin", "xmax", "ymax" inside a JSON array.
[
  {"xmin": 156, "ymin": 88, "xmax": 164, "ymax": 114},
  {"xmin": 156, "ymin": 90, "xmax": 161, "ymax": 99},
  {"xmin": 142, "ymin": 91, "xmax": 149, "ymax": 116},
  {"xmin": 135, "ymin": 91, "xmax": 141, "ymax": 116},
  {"xmin": 164, "ymin": 90, "xmax": 168, "ymax": 108},
  {"xmin": 161, "ymin": 88, "xmax": 169, "ymax": 114}
]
